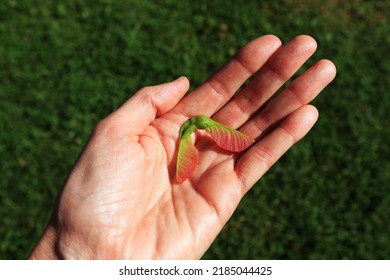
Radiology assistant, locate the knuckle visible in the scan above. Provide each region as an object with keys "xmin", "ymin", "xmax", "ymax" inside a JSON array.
[
  {"xmin": 93, "ymin": 116, "xmax": 125, "ymax": 142},
  {"xmin": 252, "ymin": 146, "xmax": 275, "ymax": 170}
]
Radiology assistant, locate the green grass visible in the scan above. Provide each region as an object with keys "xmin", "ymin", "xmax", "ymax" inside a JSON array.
[{"xmin": 0, "ymin": 0, "xmax": 389, "ymax": 259}]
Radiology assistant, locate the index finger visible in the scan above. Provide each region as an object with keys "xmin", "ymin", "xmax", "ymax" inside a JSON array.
[{"xmin": 172, "ymin": 35, "xmax": 282, "ymax": 119}]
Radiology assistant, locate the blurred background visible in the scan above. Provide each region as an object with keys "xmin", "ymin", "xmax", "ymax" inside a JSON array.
[{"xmin": 0, "ymin": 0, "xmax": 389, "ymax": 259}]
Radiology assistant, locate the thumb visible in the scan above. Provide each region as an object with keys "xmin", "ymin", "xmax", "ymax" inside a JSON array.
[{"xmin": 112, "ymin": 76, "xmax": 190, "ymax": 135}]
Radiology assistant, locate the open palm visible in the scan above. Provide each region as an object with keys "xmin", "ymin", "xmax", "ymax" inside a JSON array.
[{"xmin": 29, "ymin": 35, "xmax": 336, "ymax": 259}]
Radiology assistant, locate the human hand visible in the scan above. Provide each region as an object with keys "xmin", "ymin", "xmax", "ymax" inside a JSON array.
[{"xmin": 29, "ymin": 35, "xmax": 336, "ymax": 259}]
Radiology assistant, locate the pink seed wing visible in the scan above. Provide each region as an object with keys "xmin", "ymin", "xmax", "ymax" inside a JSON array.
[
  {"xmin": 176, "ymin": 136, "xmax": 199, "ymax": 184},
  {"xmin": 204, "ymin": 125, "xmax": 254, "ymax": 152}
]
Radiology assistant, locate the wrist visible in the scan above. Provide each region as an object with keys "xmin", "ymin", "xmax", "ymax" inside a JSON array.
[{"xmin": 28, "ymin": 224, "xmax": 61, "ymax": 260}]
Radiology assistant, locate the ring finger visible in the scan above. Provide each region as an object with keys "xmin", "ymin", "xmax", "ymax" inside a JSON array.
[{"xmin": 212, "ymin": 35, "xmax": 318, "ymax": 128}]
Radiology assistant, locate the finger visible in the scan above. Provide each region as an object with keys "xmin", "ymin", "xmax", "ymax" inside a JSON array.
[
  {"xmin": 241, "ymin": 59, "xmax": 336, "ymax": 138},
  {"xmin": 110, "ymin": 76, "xmax": 190, "ymax": 135},
  {"xmin": 235, "ymin": 105, "xmax": 319, "ymax": 193},
  {"xmin": 213, "ymin": 35, "xmax": 318, "ymax": 128},
  {"xmin": 173, "ymin": 35, "xmax": 282, "ymax": 118}
]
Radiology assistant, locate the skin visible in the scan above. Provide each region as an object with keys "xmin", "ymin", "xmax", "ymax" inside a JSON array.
[{"xmin": 29, "ymin": 35, "xmax": 336, "ymax": 259}]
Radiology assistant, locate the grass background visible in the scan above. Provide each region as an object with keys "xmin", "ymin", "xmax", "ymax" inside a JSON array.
[{"xmin": 0, "ymin": 0, "xmax": 389, "ymax": 259}]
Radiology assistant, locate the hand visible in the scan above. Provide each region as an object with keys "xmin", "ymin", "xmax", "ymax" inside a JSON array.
[{"xmin": 29, "ymin": 35, "xmax": 336, "ymax": 259}]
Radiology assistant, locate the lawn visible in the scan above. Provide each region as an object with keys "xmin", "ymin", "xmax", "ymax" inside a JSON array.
[{"xmin": 0, "ymin": 0, "xmax": 389, "ymax": 259}]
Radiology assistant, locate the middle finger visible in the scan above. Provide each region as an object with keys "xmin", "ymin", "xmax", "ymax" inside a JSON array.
[{"xmin": 212, "ymin": 35, "xmax": 318, "ymax": 128}]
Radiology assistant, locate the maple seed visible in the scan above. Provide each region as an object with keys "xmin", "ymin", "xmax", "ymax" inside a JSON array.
[{"xmin": 176, "ymin": 115, "xmax": 254, "ymax": 183}]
